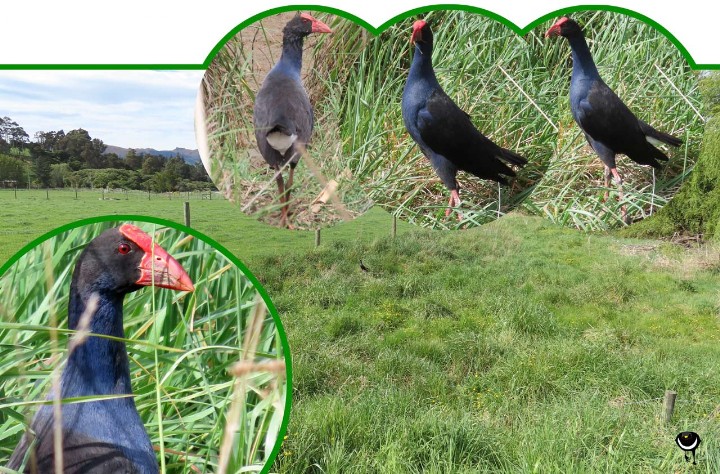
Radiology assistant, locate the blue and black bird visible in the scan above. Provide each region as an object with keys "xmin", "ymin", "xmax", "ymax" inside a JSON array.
[
  {"xmin": 253, "ymin": 13, "xmax": 332, "ymax": 228},
  {"xmin": 401, "ymin": 19, "xmax": 527, "ymax": 217},
  {"xmin": 7, "ymin": 225, "xmax": 194, "ymax": 474},
  {"xmin": 545, "ymin": 17, "xmax": 682, "ymax": 222}
]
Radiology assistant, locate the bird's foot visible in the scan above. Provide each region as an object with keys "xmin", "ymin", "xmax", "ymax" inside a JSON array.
[
  {"xmin": 446, "ymin": 190, "xmax": 463, "ymax": 221},
  {"xmin": 279, "ymin": 213, "xmax": 291, "ymax": 229}
]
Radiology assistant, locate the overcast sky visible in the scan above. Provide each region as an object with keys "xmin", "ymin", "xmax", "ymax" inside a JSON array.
[{"xmin": 0, "ymin": 70, "xmax": 204, "ymax": 150}]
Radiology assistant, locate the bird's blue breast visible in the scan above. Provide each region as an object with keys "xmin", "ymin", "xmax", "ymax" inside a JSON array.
[
  {"xmin": 569, "ymin": 76, "xmax": 593, "ymax": 126},
  {"xmin": 402, "ymin": 73, "xmax": 437, "ymax": 147}
]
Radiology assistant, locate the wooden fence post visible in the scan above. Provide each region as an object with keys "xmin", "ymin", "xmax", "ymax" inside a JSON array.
[
  {"xmin": 315, "ymin": 228, "xmax": 321, "ymax": 247},
  {"xmin": 392, "ymin": 215, "xmax": 397, "ymax": 238},
  {"xmin": 663, "ymin": 390, "xmax": 677, "ymax": 424},
  {"xmin": 184, "ymin": 202, "xmax": 191, "ymax": 228}
]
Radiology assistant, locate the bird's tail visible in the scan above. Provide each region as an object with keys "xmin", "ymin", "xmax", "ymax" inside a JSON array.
[
  {"xmin": 497, "ymin": 147, "xmax": 528, "ymax": 167},
  {"xmin": 639, "ymin": 120, "xmax": 683, "ymax": 147},
  {"xmin": 629, "ymin": 141, "xmax": 671, "ymax": 169},
  {"xmin": 462, "ymin": 146, "xmax": 527, "ymax": 185}
]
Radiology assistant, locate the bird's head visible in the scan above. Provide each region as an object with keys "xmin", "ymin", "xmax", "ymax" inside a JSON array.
[
  {"xmin": 545, "ymin": 17, "xmax": 583, "ymax": 38},
  {"xmin": 74, "ymin": 224, "xmax": 194, "ymax": 297},
  {"xmin": 411, "ymin": 19, "xmax": 433, "ymax": 46},
  {"xmin": 284, "ymin": 12, "xmax": 332, "ymax": 39}
]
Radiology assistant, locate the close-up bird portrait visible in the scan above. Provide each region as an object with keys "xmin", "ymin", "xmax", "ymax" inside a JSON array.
[{"xmin": 0, "ymin": 220, "xmax": 288, "ymax": 474}]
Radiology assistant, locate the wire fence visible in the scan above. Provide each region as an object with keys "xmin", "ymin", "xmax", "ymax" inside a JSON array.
[{"xmin": 0, "ymin": 187, "xmax": 220, "ymax": 201}]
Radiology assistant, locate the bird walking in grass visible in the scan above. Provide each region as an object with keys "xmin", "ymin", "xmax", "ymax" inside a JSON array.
[
  {"xmin": 545, "ymin": 17, "xmax": 682, "ymax": 224},
  {"xmin": 401, "ymin": 19, "xmax": 528, "ymax": 219},
  {"xmin": 7, "ymin": 224, "xmax": 194, "ymax": 474},
  {"xmin": 253, "ymin": 13, "xmax": 332, "ymax": 228},
  {"xmin": 675, "ymin": 431, "xmax": 701, "ymax": 464}
]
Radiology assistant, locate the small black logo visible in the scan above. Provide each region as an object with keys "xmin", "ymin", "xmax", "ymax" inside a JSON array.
[{"xmin": 676, "ymin": 431, "xmax": 701, "ymax": 464}]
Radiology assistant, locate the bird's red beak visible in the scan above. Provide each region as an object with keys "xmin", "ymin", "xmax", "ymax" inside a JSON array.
[
  {"xmin": 411, "ymin": 20, "xmax": 426, "ymax": 44},
  {"xmin": 119, "ymin": 224, "xmax": 195, "ymax": 292},
  {"xmin": 300, "ymin": 13, "xmax": 332, "ymax": 34},
  {"xmin": 545, "ymin": 17, "xmax": 568, "ymax": 38}
]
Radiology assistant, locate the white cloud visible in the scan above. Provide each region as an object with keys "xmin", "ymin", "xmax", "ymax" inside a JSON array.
[{"xmin": 0, "ymin": 70, "xmax": 204, "ymax": 149}]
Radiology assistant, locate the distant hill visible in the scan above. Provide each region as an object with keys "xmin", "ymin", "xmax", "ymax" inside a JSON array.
[{"xmin": 105, "ymin": 145, "xmax": 201, "ymax": 164}]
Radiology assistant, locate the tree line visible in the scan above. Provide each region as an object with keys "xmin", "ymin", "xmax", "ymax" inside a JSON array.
[{"xmin": 0, "ymin": 118, "xmax": 214, "ymax": 193}]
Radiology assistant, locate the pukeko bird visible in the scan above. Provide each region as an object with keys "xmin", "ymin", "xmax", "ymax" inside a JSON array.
[
  {"xmin": 401, "ymin": 19, "xmax": 528, "ymax": 218},
  {"xmin": 253, "ymin": 13, "xmax": 332, "ymax": 228},
  {"xmin": 545, "ymin": 17, "xmax": 682, "ymax": 223},
  {"xmin": 7, "ymin": 224, "xmax": 194, "ymax": 474}
]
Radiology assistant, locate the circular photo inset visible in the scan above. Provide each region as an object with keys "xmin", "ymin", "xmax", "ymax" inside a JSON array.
[
  {"xmin": 198, "ymin": 11, "xmax": 373, "ymax": 229},
  {"xmin": 340, "ymin": 10, "xmax": 553, "ymax": 229},
  {"xmin": 530, "ymin": 11, "xmax": 704, "ymax": 230},
  {"xmin": 0, "ymin": 218, "xmax": 289, "ymax": 473}
]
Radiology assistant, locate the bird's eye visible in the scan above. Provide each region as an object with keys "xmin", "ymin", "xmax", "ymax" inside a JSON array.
[{"xmin": 118, "ymin": 243, "xmax": 131, "ymax": 255}]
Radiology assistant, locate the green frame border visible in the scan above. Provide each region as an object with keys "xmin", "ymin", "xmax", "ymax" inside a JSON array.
[
  {"xmin": 0, "ymin": 4, "xmax": 715, "ymax": 70},
  {"xmin": 0, "ymin": 214, "xmax": 292, "ymax": 474}
]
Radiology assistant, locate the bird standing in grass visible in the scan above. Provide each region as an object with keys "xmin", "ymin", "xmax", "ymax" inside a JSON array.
[
  {"xmin": 675, "ymin": 431, "xmax": 701, "ymax": 464},
  {"xmin": 401, "ymin": 19, "xmax": 527, "ymax": 219},
  {"xmin": 7, "ymin": 224, "xmax": 194, "ymax": 474},
  {"xmin": 545, "ymin": 17, "xmax": 682, "ymax": 224},
  {"xmin": 253, "ymin": 13, "xmax": 332, "ymax": 228}
]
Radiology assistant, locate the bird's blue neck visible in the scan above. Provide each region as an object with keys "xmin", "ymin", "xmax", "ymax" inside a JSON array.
[
  {"xmin": 62, "ymin": 288, "xmax": 133, "ymax": 397},
  {"xmin": 277, "ymin": 36, "xmax": 304, "ymax": 75},
  {"xmin": 408, "ymin": 42, "xmax": 439, "ymax": 87},
  {"xmin": 568, "ymin": 34, "xmax": 600, "ymax": 80}
]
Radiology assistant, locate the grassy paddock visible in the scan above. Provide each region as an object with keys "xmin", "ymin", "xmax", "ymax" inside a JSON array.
[
  {"xmin": 201, "ymin": 12, "xmax": 372, "ymax": 230},
  {"xmin": 0, "ymin": 189, "xmax": 412, "ymax": 268},
  {"xmin": 252, "ymin": 214, "xmax": 720, "ymax": 472},
  {"xmin": 0, "ymin": 220, "xmax": 286, "ymax": 473}
]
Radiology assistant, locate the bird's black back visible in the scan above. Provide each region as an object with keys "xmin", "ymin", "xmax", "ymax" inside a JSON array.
[{"xmin": 419, "ymin": 89, "xmax": 526, "ymax": 183}]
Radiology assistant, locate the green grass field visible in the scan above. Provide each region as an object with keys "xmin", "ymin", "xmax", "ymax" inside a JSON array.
[
  {"xmin": 0, "ymin": 189, "xmax": 411, "ymax": 268},
  {"xmin": 249, "ymin": 214, "xmax": 720, "ymax": 472},
  {"xmin": 2, "ymin": 195, "xmax": 720, "ymax": 471}
]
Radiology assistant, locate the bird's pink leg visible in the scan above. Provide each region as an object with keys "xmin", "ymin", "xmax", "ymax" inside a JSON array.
[
  {"xmin": 603, "ymin": 166, "xmax": 611, "ymax": 202},
  {"xmin": 610, "ymin": 167, "xmax": 629, "ymax": 224},
  {"xmin": 275, "ymin": 171, "xmax": 288, "ymax": 228},
  {"xmin": 283, "ymin": 167, "xmax": 295, "ymax": 229},
  {"xmin": 445, "ymin": 189, "xmax": 462, "ymax": 221}
]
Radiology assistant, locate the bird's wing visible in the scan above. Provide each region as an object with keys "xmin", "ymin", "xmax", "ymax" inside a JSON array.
[
  {"xmin": 253, "ymin": 73, "xmax": 313, "ymax": 163},
  {"xmin": 8, "ymin": 423, "xmax": 146, "ymax": 474},
  {"xmin": 416, "ymin": 89, "xmax": 525, "ymax": 182},
  {"xmin": 417, "ymin": 89, "xmax": 495, "ymax": 155},
  {"xmin": 573, "ymin": 80, "xmax": 644, "ymax": 150}
]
